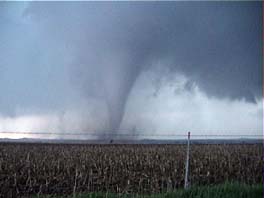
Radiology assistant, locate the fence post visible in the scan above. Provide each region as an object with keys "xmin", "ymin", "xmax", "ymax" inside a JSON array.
[{"xmin": 184, "ymin": 131, "xmax": 191, "ymax": 189}]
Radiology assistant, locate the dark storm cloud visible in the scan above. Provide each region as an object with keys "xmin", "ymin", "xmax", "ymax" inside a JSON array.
[{"xmin": 0, "ymin": 1, "xmax": 262, "ymax": 133}]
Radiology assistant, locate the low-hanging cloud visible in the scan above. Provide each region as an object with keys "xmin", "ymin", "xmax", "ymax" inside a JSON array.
[
  {"xmin": 122, "ymin": 66, "xmax": 262, "ymax": 138},
  {"xmin": 0, "ymin": 69, "xmax": 262, "ymax": 139}
]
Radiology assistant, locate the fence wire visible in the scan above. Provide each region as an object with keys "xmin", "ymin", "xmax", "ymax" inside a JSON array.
[{"xmin": 0, "ymin": 131, "xmax": 262, "ymax": 137}]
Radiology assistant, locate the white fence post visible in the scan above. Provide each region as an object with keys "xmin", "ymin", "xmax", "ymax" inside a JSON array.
[{"xmin": 184, "ymin": 131, "xmax": 191, "ymax": 189}]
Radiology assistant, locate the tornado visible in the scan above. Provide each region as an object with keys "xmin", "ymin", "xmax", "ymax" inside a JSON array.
[{"xmin": 22, "ymin": 2, "xmax": 262, "ymax": 138}]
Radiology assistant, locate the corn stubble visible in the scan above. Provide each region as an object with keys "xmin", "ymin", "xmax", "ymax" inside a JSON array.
[{"xmin": 0, "ymin": 143, "xmax": 262, "ymax": 197}]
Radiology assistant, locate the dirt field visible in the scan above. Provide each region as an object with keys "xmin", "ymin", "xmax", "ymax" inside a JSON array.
[{"xmin": 0, "ymin": 143, "xmax": 262, "ymax": 197}]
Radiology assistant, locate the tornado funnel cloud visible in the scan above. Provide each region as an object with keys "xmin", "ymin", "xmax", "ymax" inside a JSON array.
[
  {"xmin": 18, "ymin": 2, "xmax": 262, "ymax": 139},
  {"xmin": 106, "ymin": 99, "xmax": 125, "ymax": 133},
  {"xmin": 102, "ymin": 62, "xmax": 143, "ymax": 135}
]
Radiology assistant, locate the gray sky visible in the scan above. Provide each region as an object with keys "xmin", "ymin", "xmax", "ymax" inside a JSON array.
[{"xmin": 0, "ymin": 2, "xmax": 262, "ymax": 139}]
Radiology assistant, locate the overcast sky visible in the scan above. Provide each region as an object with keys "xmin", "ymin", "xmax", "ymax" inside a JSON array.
[{"xmin": 0, "ymin": 2, "xmax": 262, "ymax": 139}]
